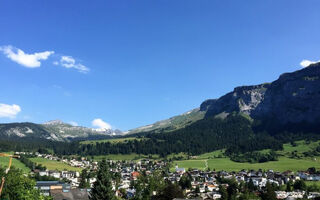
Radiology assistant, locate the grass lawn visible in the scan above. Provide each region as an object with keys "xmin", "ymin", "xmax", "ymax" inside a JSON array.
[
  {"xmin": 29, "ymin": 157, "xmax": 82, "ymax": 172},
  {"xmin": 197, "ymin": 149, "xmax": 226, "ymax": 159},
  {"xmin": 93, "ymin": 153, "xmax": 159, "ymax": 161},
  {"xmin": 170, "ymin": 140, "xmax": 320, "ymax": 172},
  {"xmin": 80, "ymin": 137, "xmax": 146, "ymax": 145},
  {"xmin": 205, "ymin": 157, "xmax": 320, "ymax": 172},
  {"xmin": 278, "ymin": 140, "xmax": 320, "ymax": 157},
  {"xmin": 171, "ymin": 156, "xmax": 320, "ymax": 172},
  {"xmin": 207, "ymin": 157, "xmax": 320, "ymax": 172},
  {"xmin": 173, "ymin": 160, "xmax": 207, "ymax": 171},
  {"xmin": 166, "ymin": 152, "xmax": 188, "ymax": 160},
  {"xmin": 0, "ymin": 157, "xmax": 30, "ymax": 173},
  {"xmin": 306, "ymin": 181, "xmax": 320, "ymax": 187}
]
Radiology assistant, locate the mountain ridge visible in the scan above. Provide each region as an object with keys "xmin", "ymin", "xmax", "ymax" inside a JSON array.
[
  {"xmin": 200, "ymin": 63, "xmax": 320, "ymax": 133},
  {"xmin": 1, "ymin": 63, "xmax": 319, "ymax": 141},
  {"xmin": 0, "ymin": 120, "xmax": 122, "ymax": 141},
  {"xmin": 129, "ymin": 63, "xmax": 320, "ymax": 135}
]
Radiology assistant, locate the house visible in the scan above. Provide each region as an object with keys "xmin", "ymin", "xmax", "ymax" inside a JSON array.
[
  {"xmin": 35, "ymin": 181, "xmax": 66, "ymax": 196},
  {"xmin": 127, "ymin": 189, "xmax": 136, "ymax": 198},
  {"xmin": 39, "ymin": 170, "xmax": 49, "ymax": 177},
  {"xmin": 308, "ymin": 192, "xmax": 320, "ymax": 199},
  {"xmin": 49, "ymin": 171, "xmax": 61, "ymax": 179},
  {"xmin": 131, "ymin": 171, "xmax": 140, "ymax": 180},
  {"xmin": 175, "ymin": 166, "xmax": 185, "ymax": 174},
  {"xmin": 275, "ymin": 191, "xmax": 288, "ymax": 199},
  {"xmin": 50, "ymin": 188, "xmax": 90, "ymax": 200}
]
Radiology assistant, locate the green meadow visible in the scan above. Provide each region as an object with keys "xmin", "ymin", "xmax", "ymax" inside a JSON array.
[
  {"xmin": 277, "ymin": 140, "xmax": 320, "ymax": 156},
  {"xmin": 173, "ymin": 160, "xmax": 207, "ymax": 170},
  {"xmin": 173, "ymin": 157, "xmax": 320, "ymax": 172},
  {"xmin": 172, "ymin": 140, "xmax": 320, "ymax": 172},
  {"xmin": 0, "ymin": 156, "xmax": 30, "ymax": 174},
  {"xmin": 29, "ymin": 157, "xmax": 82, "ymax": 172}
]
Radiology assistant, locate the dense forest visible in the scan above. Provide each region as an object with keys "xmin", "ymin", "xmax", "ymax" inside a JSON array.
[{"xmin": 1, "ymin": 114, "xmax": 320, "ymax": 162}]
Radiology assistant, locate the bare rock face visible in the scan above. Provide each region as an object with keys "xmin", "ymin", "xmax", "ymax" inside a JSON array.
[
  {"xmin": 200, "ymin": 84, "xmax": 270, "ymax": 117},
  {"xmin": 253, "ymin": 63, "xmax": 320, "ymax": 124},
  {"xmin": 201, "ymin": 63, "xmax": 320, "ymax": 126}
]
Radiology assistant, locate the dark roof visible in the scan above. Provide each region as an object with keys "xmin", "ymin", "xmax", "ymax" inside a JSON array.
[
  {"xmin": 36, "ymin": 181, "xmax": 64, "ymax": 186},
  {"xmin": 51, "ymin": 189, "xmax": 89, "ymax": 200}
]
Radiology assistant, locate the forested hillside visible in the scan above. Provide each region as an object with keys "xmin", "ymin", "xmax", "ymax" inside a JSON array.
[{"xmin": 1, "ymin": 64, "xmax": 320, "ymax": 159}]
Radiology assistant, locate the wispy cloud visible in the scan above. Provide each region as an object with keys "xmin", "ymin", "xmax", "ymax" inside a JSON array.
[
  {"xmin": 0, "ymin": 45, "xmax": 54, "ymax": 68},
  {"xmin": 300, "ymin": 59, "xmax": 320, "ymax": 68},
  {"xmin": 54, "ymin": 56, "xmax": 89, "ymax": 73},
  {"xmin": 0, "ymin": 103, "xmax": 21, "ymax": 118},
  {"xmin": 92, "ymin": 118, "xmax": 111, "ymax": 130}
]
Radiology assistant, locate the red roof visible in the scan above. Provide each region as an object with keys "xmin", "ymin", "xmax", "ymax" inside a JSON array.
[{"xmin": 131, "ymin": 171, "xmax": 140, "ymax": 177}]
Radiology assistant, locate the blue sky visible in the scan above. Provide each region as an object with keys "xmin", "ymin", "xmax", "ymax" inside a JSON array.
[{"xmin": 0, "ymin": 0, "xmax": 320, "ymax": 130}]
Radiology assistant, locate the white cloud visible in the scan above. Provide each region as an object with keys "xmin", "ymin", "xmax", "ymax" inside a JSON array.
[
  {"xmin": 0, "ymin": 45, "xmax": 54, "ymax": 68},
  {"xmin": 55, "ymin": 56, "xmax": 89, "ymax": 73},
  {"xmin": 0, "ymin": 103, "xmax": 21, "ymax": 118},
  {"xmin": 92, "ymin": 118, "xmax": 111, "ymax": 130},
  {"xmin": 69, "ymin": 121, "xmax": 78, "ymax": 126},
  {"xmin": 300, "ymin": 59, "xmax": 320, "ymax": 68}
]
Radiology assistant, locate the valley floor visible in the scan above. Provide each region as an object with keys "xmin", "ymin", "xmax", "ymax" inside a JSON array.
[{"xmin": 172, "ymin": 156, "xmax": 320, "ymax": 172}]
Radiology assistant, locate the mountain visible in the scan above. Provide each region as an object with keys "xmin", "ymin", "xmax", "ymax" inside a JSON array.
[
  {"xmin": 102, "ymin": 63, "xmax": 320, "ymax": 157},
  {"xmin": 0, "ymin": 122, "xmax": 63, "ymax": 141},
  {"xmin": 127, "ymin": 108, "xmax": 205, "ymax": 134},
  {"xmin": 0, "ymin": 120, "xmax": 122, "ymax": 142},
  {"xmin": 1, "ymin": 63, "xmax": 319, "ymax": 156},
  {"xmin": 2, "ymin": 63, "xmax": 320, "ymax": 145},
  {"xmin": 200, "ymin": 62, "xmax": 320, "ymax": 133},
  {"xmin": 42, "ymin": 119, "xmax": 122, "ymax": 139},
  {"xmin": 129, "ymin": 63, "xmax": 320, "ymax": 136}
]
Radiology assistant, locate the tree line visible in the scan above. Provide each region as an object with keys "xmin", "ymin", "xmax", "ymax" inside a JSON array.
[{"xmin": 1, "ymin": 114, "xmax": 320, "ymax": 161}]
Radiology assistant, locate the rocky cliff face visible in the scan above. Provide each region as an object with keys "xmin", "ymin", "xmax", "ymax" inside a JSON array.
[
  {"xmin": 201, "ymin": 63, "xmax": 320, "ymax": 127},
  {"xmin": 200, "ymin": 84, "xmax": 270, "ymax": 117}
]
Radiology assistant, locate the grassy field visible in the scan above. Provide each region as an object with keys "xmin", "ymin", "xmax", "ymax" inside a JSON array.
[
  {"xmin": 166, "ymin": 152, "xmax": 188, "ymax": 160},
  {"xmin": 171, "ymin": 140, "xmax": 320, "ymax": 172},
  {"xmin": 208, "ymin": 157, "xmax": 320, "ymax": 172},
  {"xmin": 29, "ymin": 157, "xmax": 82, "ymax": 172},
  {"xmin": 306, "ymin": 181, "xmax": 320, "ymax": 188},
  {"xmin": 0, "ymin": 157, "xmax": 30, "ymax": 173},
  {"xmin": 278, "ymin": 140, "xmax": 319, "ymax": 156},
  {"xmin": 80, "ymin": 137, "xmax": 145, "ymax": 145},
  {"xmin": 173, "ymin": 160, "xmax": 207, "ymax": 170},
  {"xmin": 197, "ymin": 149, "xmax": 226, "ymax": 159},
  {"xmin": 94, "ymin": 153, "xmax": 159, "ymax": 161},
  {"xmin": 173, "ymin": 156, "xmax": 320, "ymax": 172}
]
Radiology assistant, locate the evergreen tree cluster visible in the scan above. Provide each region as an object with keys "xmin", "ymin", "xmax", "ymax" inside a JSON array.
[
  {"xmin": 1, "ymin": 114, "xmax": 320, "ymax": 160},
  {"xmin": 0, "ymin": 167, "xmax": 52, "ymax": 200}
]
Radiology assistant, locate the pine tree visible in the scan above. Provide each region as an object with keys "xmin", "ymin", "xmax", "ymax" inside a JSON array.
[
  {"xmin": 219, "ymin": 185, "xmax": 228, "ymax": 200},
  {"xmin": 89, "ymin": 160, "xmax": 115, "ymax": 200},
  {"xmin": 1, "ymin": 167, "xmax": 51, "ymax": 200},
  {"xmin": 79, "ymin": 168, "xmax": 90, "ymax": 188},
  {"xmin": 286, "ymin": 180, "xmax": 293, "ymax": 192},
  {"xmin": 293, "ymin": 180, "xmax": 307, "ymax": 191},
  {"xmin": 261, "ymin": 182, "xmax": 277, "ymax": 200},
  {"xmin": 248, "ymin": 178, "xmax": 255, "ymax": 192}
]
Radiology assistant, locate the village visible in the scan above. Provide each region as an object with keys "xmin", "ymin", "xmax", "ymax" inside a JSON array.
[{"xmin": 12, "ymin": 152, "xmax": 320, "ymax": 200}]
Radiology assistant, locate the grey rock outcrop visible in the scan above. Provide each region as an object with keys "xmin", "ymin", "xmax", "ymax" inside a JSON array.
[{"xmin": 201, "ymin": 63, "xmax": 320, "ymax": 125}]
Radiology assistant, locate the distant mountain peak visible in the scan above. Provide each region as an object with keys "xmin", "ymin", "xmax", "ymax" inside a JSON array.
[{"xmin": 43, "ymin": 119, "xmax": 65, "ymax": 125}]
